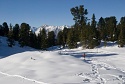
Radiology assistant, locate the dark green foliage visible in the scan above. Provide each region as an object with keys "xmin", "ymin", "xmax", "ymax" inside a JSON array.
[
  {"xmin": 67, "ymin": 28, "xmax": 77, "ymax": 49},
  {"xmin": 57, "ymin": 31, "xmax": 63, "ymax": 47},
  {"xmin": 3, "ymin": 22, "xmax": 9, "ymax": 36},
  {"xmin": 38, "ymin": 28, "xmax": 48, "ymax": 50},
  {"xmin": 19, "ymin": 23, "xmax": 30, "ymax": 47},
  {"xmin": 13, "ymin": 24, "xmax": 19, "ymax": 41},
  {"xmin": 7, "ymin": 24, "xmax": 14, "ymax": 47},
  {"xmin": 48, "ymin": 31, "xmax": 55, "ymax": 47},
  {"xmin": 118, "ymin": 17, "xmax": 125, "ymax": 47},
  {"xmin": 37, "ymin": 29, "xmax": 42, "ymax": 49},
  {"xmin": 104, "ymin": 16, "xmax": 117, "ymax": 41},
  {"xmin": 62, "ymin": 27, "xmax": 69, "ymax": 47},
  {"xmin": 41, "ymin": 28, "xmax": 48, "ymax": 50},
  {"xmin": 98, "ymin": 17, "xmax": 106, "ymax": 40},
  {"xmin": 70, "ymin": 5, "xmax": 88, "ymax": 48},
  {"xmin": 88, "ymin": 14, "xmax": 99, "ymax": 49},
  {"xmin": 80, "ymin": 24, "xmax": 89, "ymax": 48},
  {"xmin": 29, "ymin": 31, "xmax": 38, "ymax": 48},
  {"xmin": 70, "ymin": 5, "xmax": 88, "ymax": 25}
]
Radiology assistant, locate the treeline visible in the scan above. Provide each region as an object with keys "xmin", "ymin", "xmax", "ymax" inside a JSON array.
[
  {"xmin": 66, "ymin": 5, "xmax": 125, "ymax": 48},
  {"xmin": 0, "ymin": 5, "xmax": 125, "ymax": 49},
  {"xmin": 58, "ymin": 5, "xmax": 125, "ymax": 49},
  {"xmin": 0, "ymin": 22, "xmax": 57, "ymax": 49}
]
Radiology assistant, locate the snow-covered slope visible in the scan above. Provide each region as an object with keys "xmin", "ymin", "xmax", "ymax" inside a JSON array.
[
  {"xmin": 1, "ymin": 36, "xmax": 125, "ymax": 84},
  {"xmin": 35, "ymin": 25, "xmax": 70, "ymax": 36}
]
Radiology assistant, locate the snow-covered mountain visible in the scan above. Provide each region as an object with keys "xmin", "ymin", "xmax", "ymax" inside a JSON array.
[
  {"xmin": 31, "ymin": 27, "xmax": 38, "ymax": 33},
  {"xmin": 35, "ymin": 25, "xmax": 70, "ymax": 36}
]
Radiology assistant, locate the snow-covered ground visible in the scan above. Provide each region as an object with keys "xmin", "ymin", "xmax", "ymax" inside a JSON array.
[{"xmin": 0, "ymin": 37, "xmax": 125, "ymax": 84}]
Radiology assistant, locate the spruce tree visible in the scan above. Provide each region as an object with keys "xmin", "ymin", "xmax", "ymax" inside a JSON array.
[
  {"xmin": 97, "ymin": 17, "xmax": 107, "ymax": 46},
  {"xmin": 57, "ymin": 31, "xmax": 63, "ymax": 47},
  {"xmin": 13, "ymin": 24, "xmax": 19, "ymax": 41},
  {"xmin": 2, "ymin": 22, "xmax": 9, "ymax": 36},
  {"xmin": 19, "ymin": 23, "xmax": 30, "ymax": 47},
  {"xmin": 7, "ymin": 24, "xmax": 14, "ymax": 47},
  {"xmin": 88, "ymin": 14, "xmax": 98, "ymax": 49},
  {"xmin": 37, "ymin": 29, "xmax": 42, "ymax": 49},
  {"xmin": 62, "ymin": 27, "xmax": 69, "ymax": 47},
  {"xmin": 41, "ymin": 28, "xmax": 48, "ymax": 50},
  {"xmin": 48, "ymin": 31, "xmax": 55, "ymax": 47},
  {"xmin": 118, "ymin": 17, "xmax": 125, "ymax": 47},
  {"xmin": 104, "ymin": 17, "xmax": 117, "ymax": 41},
  {"xmin": 67, "ymin": 28, "xmax": 77, "ymax": 49},
  {"xmin": 70, "ymin": 5, "xmax": 88, "ymax": 48},
  {"xmin": 29, "ymin": 31, "xmax": 37, "ymax": 48}
]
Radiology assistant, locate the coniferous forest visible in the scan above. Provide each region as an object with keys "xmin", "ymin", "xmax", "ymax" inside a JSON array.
[{"xmin": 0, "ymin": 5, "xmax": 125, "ymax": 49}]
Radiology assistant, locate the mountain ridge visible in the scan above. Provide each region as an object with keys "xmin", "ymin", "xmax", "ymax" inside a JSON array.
[{"xmin": 32, "ymin": 24, "xmax": 70, "ymax": 36}]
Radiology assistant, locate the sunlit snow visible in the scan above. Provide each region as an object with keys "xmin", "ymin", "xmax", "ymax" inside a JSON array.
[{"xmin": 0, "ymin": 37, "xmax": 125, "ymax": 84}]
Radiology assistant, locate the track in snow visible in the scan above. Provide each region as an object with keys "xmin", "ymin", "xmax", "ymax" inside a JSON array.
[
  {"xmin": 0, "ymin": 71, "xmax": 48, "ymax": 84},
  {"xmin": 59, "ymin": 49, "xmax": 125, "ymax": 84},
  {"xmin": 78, "ymin": 57, "xmax": 125, "ymax": 84}
]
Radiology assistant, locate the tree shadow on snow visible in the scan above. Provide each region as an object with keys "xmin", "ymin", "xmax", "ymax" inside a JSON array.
[
  {"xmin": 59, "ymin": 50, "xmax": 118, "ymax": 59},
  {"xmin": 0, "ymin": 46, "xmax": 37, "ymax": 59}
]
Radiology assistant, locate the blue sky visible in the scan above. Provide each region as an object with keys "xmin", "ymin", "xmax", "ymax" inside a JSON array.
[{"xmin": 0, "ymin": 0, "xmax": 125, "ymax": 27}]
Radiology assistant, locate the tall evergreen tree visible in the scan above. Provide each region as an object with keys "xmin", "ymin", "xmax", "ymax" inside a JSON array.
[
  {"xmin": 118, "ymin": 17, "xmax": 125, "ymax": 47},
  {"xmin": 48, "ymin": 31, "xmax": 55, "ymax": 47},
  {"xmin": 67, "ymin": 28, "xmax": 77, "ymax": 49},
  {"xmin": 29, "ymin": 31, "xmax": 37, "ymax": 48},
  {"xmin": 2, "ymin": 22, "xmax": 9, "ymax": 36},
  {"xmin": 70, "ymin": 5, "xmax": 88, "ymax": 48},
  {"xmin": 62, "ymin": 27, "xmax": 69, "ymax": 47},
  {"xmin": 105, "ymin": 16, "xmax": 117, "ymax": 41},
  {"xmin": 57, "ymin": 31, "xmax": 63, "ymax": 47},
  {"xmin": 88, "ymin": 14, "xmax": 98, "ymax": 48},
  {"xmin": 13, "ymin": 24, "xmax": 19, "ymax": 41},
  {"xmin": 41, "ymin": 28, "xmax": 48, "ymax": 50},
  {"xmin": 37, "ymin": 29, "xmax": 42, "ymax": 49},
  {"xmin": 7, "ymin": 24, "xmax": 14, "ymax": 47},
  {"xmin": 97, "ymin": 17, "xmax": 107, "ymax": 46},
  {"xmin": 19, "ymin": 23, "xmax": 30, "ymax": 47}
]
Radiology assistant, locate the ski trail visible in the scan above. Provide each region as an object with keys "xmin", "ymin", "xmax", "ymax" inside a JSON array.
[
  {"xmin": 91, "ymin": 63, "xmax": 106, "ymax": 84},
  {"xmin": 0, "ymin": 71, "xmax": 48, "ymax": 84},
  {"xmin": 88, "ymin": 58, "xmax": 125, "ymax": 84}
]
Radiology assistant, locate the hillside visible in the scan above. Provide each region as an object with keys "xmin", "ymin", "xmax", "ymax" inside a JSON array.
[{"xmin": 0, "ymin": 37, "xmax": 125, "ymax": 84}]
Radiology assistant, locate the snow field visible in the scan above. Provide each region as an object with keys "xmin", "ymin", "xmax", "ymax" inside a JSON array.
[{"xmin": 1, "ymin": 37, "xmax": 125, "ymax": 84}]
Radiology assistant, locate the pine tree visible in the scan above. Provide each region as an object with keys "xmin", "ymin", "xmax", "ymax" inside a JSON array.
[
  {"xmin": 88, "ymin": 14, "xmax": 98, "ymax": 49},
  {"xmin": 118, "ymin": 17, "xmax": 125, "ymax": 47},
  {"xmin": 70, "ymin": 5, "xmax": 88, "ymax": 48},
  {"xmin": 2, "ymin": 22, "xmax": 9, "ymax": 36},
  {"xmin": 67, "ymin": 28, "xmax": 77, "ymax": 49},
  {"xmin": 97, "ymin": 17, "xmax": 107, "ymax": 46},
  {"xmin": 62, "ymin": 27, "xmax": 69, "ymax": 47},
  {"xmin": 48, "ymin": 31, "xmax": 55, "ymax": 47},
  {"xmin": 29, "ymin": 31, "xmax": 37, "ymax": 48},
  {"xmin": 37, "ymin": 29, "xmax": 42, "ymax": 49},
  {"xmin": 104, "ymin": 17, "xmax": 117, "ymax": 41},
  {"xmin": 57, "ymin": 31, "xmax": 63, "ymax": 47},
  {"xmin": 41, "ymin": 28, "xmax": 48, "ymax": 50},
  {"xmin": 98, "ymin": 17, "xmax": 105, "ymax": 40},
  {"xmin": 7, "ymin": 24, "xmax": 14, "ymax": 47},
  {"xmin": 70, "ymin": 5, "xmax": 88, "ymax": 26},
  {"xmin": 13, "ymin": 24, "xmax": 19, "ymax": 41},
  {"xmin": 19, "ymin": 23, "xmax": 30, "ymax": 47}
]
